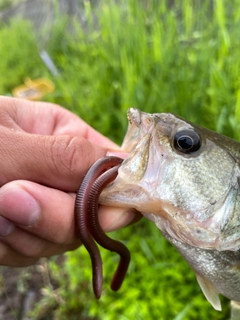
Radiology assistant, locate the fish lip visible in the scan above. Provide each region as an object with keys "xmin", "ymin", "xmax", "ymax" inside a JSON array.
[
  {"xmin": 123, "ymin": 108, "xmax": 152, "ymax": 152},
  {"xmin": 127, "ymin": 108, "xmax": 142, "ymax": 127}
]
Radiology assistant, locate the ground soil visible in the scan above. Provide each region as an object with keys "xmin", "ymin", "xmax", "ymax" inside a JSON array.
[{"xmin": 0, "ymin": 259, "xmax": 58, "ymax": 320}]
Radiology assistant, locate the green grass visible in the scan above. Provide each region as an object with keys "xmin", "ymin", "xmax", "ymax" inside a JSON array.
[{"xmin": 1, "ymin": 0, "xmax": 240, "ymax": 319}]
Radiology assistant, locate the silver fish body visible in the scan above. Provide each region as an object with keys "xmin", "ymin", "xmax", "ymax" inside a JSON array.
[{"xmin": 100, "ymin": 108, "xmax": 240, "ymax": 312}]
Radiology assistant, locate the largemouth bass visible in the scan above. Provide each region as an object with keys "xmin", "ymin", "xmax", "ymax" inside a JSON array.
[{"xmin": 99, "ymin": 108, "xmax": 240, "ymax": 316}]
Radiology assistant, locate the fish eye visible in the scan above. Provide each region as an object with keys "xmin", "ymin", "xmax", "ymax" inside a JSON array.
[{"xmin": 173, "ymin": 129, "xmax": 201, "ymax": 154}]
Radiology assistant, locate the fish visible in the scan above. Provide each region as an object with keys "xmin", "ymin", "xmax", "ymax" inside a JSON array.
[{"xmin": 99, "ymin": 108, "xmax": 240, "ymax": 317}]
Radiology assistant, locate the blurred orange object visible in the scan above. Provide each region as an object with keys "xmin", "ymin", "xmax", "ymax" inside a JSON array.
[{"xmin": 12, "ymin": 78, "xmax": 55, "ymax": 100}]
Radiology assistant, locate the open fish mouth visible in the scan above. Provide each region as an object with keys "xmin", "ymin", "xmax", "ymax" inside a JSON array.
[{"xmin": 121, "ymin": 108, "xmax": 148, "ymax": 152}]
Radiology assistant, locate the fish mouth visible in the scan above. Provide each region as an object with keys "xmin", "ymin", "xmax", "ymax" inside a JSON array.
[
  {"xmin": 121, "ymin": 108, "xmax": 142, "ymax": 152},
  {"xmin": 127, "ymin": 108, "xmax": 142, "ymax": 127},
  {"xmin": 122, "ymin": 108, "xmax": 154, "ymax": 152}
]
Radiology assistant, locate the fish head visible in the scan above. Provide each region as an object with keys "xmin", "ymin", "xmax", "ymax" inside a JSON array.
[
  {"xmin": 100, "ymin": 108, "xmax": 240, "ymax": 311},
  {"xmin": 100, "ymin": 108, "xmax": 240, "ymax": 251}
]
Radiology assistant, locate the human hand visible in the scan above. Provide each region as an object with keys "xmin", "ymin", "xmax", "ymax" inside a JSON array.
[{"xmin": 0, "ymin": 96, "xmax": 140, "ymax": 267}]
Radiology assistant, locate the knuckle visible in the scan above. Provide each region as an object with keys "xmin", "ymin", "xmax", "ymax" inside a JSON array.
[{"xmin": 49, "ymin": 136, "xmax": 92, "ymax": 175}]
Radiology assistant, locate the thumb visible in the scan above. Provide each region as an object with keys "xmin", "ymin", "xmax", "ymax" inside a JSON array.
[{"xmin": 0, "ymin": 128, "xmax": 107, "ymax": 191}]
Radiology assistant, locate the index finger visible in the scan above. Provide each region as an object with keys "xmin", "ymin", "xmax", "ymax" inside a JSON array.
[
  {"xmin": 0, "ymin": 97, "xmax": 120, "ymax": 190},
  {"xmin": 0, "ymin": 96, "xmax": 118, "ymax": 149}
]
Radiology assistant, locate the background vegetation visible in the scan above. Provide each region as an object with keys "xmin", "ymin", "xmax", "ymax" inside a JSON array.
[{"xmin": 1, "ymin": 0, "xmax": 240, "ymax": 319}]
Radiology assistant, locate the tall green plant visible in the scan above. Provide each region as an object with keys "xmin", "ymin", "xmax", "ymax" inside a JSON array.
[
  {"xmin": 0, "ymin": 20, "xmax": 46, "ymax": 94},
  {"xmin": 1, "ymin": 0, "xmax": 240, "ymax": 318},
  {"xmin": 43, "ymin": 0, "xmax": 240, "ymax": 142}
]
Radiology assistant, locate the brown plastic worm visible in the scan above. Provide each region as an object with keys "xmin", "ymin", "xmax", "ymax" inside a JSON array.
[{"xmin": 74, "ymin": 156, "xmax": 130, "ymax": 299}]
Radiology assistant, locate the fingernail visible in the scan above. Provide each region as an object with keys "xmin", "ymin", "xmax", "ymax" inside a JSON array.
[
  {"xmin": 0, "ymin": 184, "xmax": 40, "ymax": 227},
  {"xmin": 0, "ymin": 216, "xmax": 15, "ymax": 236}
]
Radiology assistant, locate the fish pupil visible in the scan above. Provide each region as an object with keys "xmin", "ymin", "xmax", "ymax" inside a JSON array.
[
  {"xmin": 178, "ymin": 136, "xmax": 193, "ymax": 149},
  {"xmin": 174, "ymin": 129, "xmax": 201, "ymax": 154}
]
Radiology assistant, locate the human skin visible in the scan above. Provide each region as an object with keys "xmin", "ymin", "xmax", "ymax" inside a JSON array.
[{"xmin": 0, "ymin": 96, "xmax": 139, "ymax": 267}]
